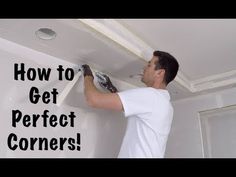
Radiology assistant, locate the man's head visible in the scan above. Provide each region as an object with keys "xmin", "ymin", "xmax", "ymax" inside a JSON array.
[{"xmin": 141, "ymin": 51, "xmax": 179, "ymax": 87}]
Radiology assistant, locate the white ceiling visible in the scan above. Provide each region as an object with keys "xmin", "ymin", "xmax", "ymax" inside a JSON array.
[
  {"xmin": 0, "ymin": 19, "xmax": 236, "ymax": 100},
  {"xmin": 117, "ymin": 19, "xmax": 236, "ymax": 80}
]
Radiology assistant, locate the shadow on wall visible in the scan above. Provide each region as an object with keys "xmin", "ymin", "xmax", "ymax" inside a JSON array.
[
  {"xmin": 92, "ymin": 109, "xmax": 127, "ymax": 157},
  {"xmin": 64, "ymin": 79, "xmax": 87, "ymax": 110}
]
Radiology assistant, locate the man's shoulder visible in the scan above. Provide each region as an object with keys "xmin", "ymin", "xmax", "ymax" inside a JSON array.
[
  {"xmin": 119, "ymin": 87, "xmax": 155, "ymax": 95},
  {"xmin": 117, "ymin": 87, "xmax": 156, "ymax": 101},
  {"xmin": 134, "ymin": 87, "xmax": 168, "ymax": 96}
]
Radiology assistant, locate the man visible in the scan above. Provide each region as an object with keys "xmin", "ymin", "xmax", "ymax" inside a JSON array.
[{"xmin": 82, "ymin": 50, "xmax": 179, "ymax": 158}]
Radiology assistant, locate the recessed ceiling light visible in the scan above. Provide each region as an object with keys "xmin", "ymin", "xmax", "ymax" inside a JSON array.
[{"xmin": 35, "ymin": 28, "xmax": 56, "ymax": 40}]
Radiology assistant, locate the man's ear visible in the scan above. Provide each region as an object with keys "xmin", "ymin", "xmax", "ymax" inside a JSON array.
[
  {"xmin": 160, "ymin": 69, "xmax": 165, "ymax": 77},
  {"xmin": 155, "ymin": 69, "xmax": 165, "ymax": 78}
]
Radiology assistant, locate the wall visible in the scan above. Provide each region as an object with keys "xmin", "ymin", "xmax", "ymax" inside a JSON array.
[
  {"xmin": 0, "ymin": 43, "xmax": 136, "ymax": 158},
  {"xmin": 165, "ymin": 86, "xmax": 236, "ymax": 157},
  {"xmin": 3, "ymin": 38, "xmax": 236, "ymax": 158}
]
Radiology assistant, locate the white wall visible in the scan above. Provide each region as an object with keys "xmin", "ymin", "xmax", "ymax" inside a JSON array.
[
  {"xmin": 0, "ymin": 43, "xmax": 136, "ymax": 158},
  {"xmin": 165, "ymin": 86, "xmax": 236, "ymax": 157},
  {"xmin": 3, "ymin": 38, "xmax": 236, "ymax": 158}
]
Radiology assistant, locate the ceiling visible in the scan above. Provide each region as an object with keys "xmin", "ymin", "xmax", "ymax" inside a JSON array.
[{"xmin": 0, "ymin": 19, "xmax": 236, "ymax": 100}]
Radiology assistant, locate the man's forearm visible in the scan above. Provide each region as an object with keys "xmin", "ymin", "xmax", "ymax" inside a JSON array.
[{"xmin": 84, "ymin": 76, "xmax": 101, "ymax": 106}]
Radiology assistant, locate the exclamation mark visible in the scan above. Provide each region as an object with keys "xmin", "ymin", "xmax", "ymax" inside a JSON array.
[{"xmin": 77, "ymin": 133, "xmax": 81, "ymax": 151}]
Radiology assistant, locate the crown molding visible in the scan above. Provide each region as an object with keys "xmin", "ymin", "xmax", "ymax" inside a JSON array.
[
  {"xmin": 78, "ymin": 19, "xmax": 154, "ymax": 60},
  {"xmin": 191, "ymin": 69, "xmax": 236, "ymax": 92}
]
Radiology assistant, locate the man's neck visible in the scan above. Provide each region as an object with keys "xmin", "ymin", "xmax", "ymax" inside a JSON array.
[{"xmin": 152, "ymin": 82, "xmax": 167, "ymax": 90}]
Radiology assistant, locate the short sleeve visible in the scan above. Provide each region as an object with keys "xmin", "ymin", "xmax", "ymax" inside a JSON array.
[{"xmin": 117, "ymin": 88, "xmax": 155, "ymax": 117}]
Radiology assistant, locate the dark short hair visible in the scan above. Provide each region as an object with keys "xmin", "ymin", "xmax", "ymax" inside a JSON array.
[{"xmin": 153, "ymin": 50, "xmax": 179, "ymax": 85}]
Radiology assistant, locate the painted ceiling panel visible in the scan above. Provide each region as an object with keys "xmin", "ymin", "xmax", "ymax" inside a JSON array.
[{"xmin": 117, "ymin": 19, "xmax": 236, "ymax": 80}]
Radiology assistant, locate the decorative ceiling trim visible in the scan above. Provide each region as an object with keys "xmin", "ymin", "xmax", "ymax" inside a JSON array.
[
  {"xmin": 78, "ymin": 19, "xmax": 236, "ymax": 93},
  {"xmin": 191, "ymin": 69, "xmax": 236, "ymax": 92},
  {"xmin": 78, "ymin": 19, "xmax": 154, "ymax": 60}
]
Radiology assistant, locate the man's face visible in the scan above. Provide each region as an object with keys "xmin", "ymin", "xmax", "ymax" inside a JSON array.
[{"xmin": 141, "ymin": 56, "xmax": 159, "ymax": 85}]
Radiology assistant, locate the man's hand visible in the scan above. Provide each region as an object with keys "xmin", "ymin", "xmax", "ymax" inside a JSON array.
[
  {"xmin": 82, "ymin": 66, "xmax": 122, "ymax": 111},
  {"xmin": 96, "ymin": 72, "xmax": 118, "ymax": 93},
  {"xmin": 82, "ymin": 64, "xmax": 94, "ymax": 79}
]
